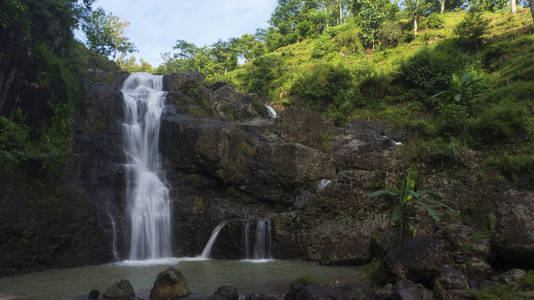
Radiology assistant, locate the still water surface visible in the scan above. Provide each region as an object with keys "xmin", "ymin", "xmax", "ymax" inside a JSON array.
[{"xmin": 0, "ymin": 258, "xmax": 362, "ymax": 300}]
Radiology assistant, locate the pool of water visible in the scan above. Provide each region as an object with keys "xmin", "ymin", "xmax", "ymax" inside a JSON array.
[{"xmin": 0, "ymin": 258, "xmax": 362, "ymax": 300}]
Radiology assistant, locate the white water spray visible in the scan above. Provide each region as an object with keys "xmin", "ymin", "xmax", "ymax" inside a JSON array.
[
  {"xmin": 265, "ymin": 105, "xmax": 278, "ymax": 119},
  {"xmin": 108, "ymin": 213, "xmax": 119, "ymax": 261},
  {"xmin": 122, "ymin": 73, "xmax": 172, "ymax": 260},
  {"xmin": 200, "ymin": 222, "xmax": 227, "ymax": 259},
  {"xmin": 317, "ymin": 179, "xmax": 332, "ymax": 192}
]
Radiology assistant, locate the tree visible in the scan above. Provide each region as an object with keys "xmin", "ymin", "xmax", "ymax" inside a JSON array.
[
  {"xmin": 404, "ymin": 0, "xmax": 432, "ymax": 36},
  {"xmin": 368, "ymin": 166, "xmax": 454, "ymax": 243},
  {"xmin": 81, "ymin": 8, "xmax": 136, "ymax": 58},
  {"xmin": 510, "ymin": 0, "xmax": 517, "ymax": 14},
  {"xmin": 530, "ymin": 0, "xmax": 534, "ymax": 22},
  {"xmin": 352, "ymin": 0, "xmax": 398, "ymax": 48}
]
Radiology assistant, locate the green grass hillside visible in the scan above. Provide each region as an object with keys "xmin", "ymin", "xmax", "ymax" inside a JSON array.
[{"xmin": 224, "ymin": 8, "xmax": 534, "ymax": 188}]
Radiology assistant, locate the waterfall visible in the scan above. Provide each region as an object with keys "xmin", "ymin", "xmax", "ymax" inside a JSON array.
[
  {"xmin": 265, "ymin": 105, "xmax": 278, "ymax": 119},
  {"xmin": 252, "ymin": 220, "xmax": 272, "ymax": 259},
  {"xmin": 121, "ymin": 72, "xmax": 172, "ymax": 260},
  {"xmin": 243, "ymin": 220, "xmax": 250, "ymax": 259},
  {"xmin": 317, "ymin": 179, "xmax": 332, "ymax": 192},
  {"xmin": 200, "ymin": 222, "xmax": 227, "ymax": 259},
  {"xmin": 108, "ymin": 213, "xmax": 119, "ymax": 261}
]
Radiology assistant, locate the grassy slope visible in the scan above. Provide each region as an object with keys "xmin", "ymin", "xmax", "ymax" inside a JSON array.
[{"xmin": 224, "ymin": 8, "xmax": 534, "ymax": 188}]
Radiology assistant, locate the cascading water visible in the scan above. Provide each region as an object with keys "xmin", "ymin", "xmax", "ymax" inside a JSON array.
[
  {"xmin": 243, "ymin": 220, "xmax": 250, "ymax": 259},
  {"xmin": 265, "ymin": 105, "xmax": 278, "ymax": 119},
  {"xmin": 317, "ymin": 179, "xmax": 332, "ymax": 192},
  {"xmin": 121, "ymin": 72, "xmax": 172, "ymax": 260},
  {"xmin": 200, "ymin": 222, "xmax": 227, "ymax": 259},
  {"xmin": 108, "ymin": 213, "xmax": 119, "ymax": 261},
  {"xmin": 252, "ymin": 220, "xmax": 272, "ymax": 259}
]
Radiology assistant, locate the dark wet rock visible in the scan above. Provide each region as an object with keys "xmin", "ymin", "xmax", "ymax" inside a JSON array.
[
  {"xmin": 103, "ymin": 279, "xmax": 136, "ymax": 299},
  {"xmin": 285, "ymin": 283, "xmax": 353, "ymax": 300},
  {"xmin": 150, "ymin": 268, "xmax": 190, "ymax": 299},
  {"xmin": 277, "ymin": 107, "xmax": 336, "ymax": 151},
  {"xmin": 493, "ymin": 189, "xmax": 534, "ymax": 267},
  {"xmin": 380, "ymin": 280, "xmax": 434, "ymax": 300},
  {"xmin": 378, "ymin": 238, "xmax": 452, "ymax": 287},
  {"xmin": 342, "ymin": 281, "xmax": 377, "ymax": 300},
  {"xmin": 370, "ymin": 231, "xmax": 401, "ymax": 259},
  {"xmin": 471, "ymin": 239, "xmax": 491, "ymax": 260},
  {"xmin": 497, "ymin": 269, "xmax": 526, "ymax": 286},
  {"xmin": 438, "ymin": 225, "xmax": 473, "ymax": 251},
  {"xmin": 433, "ymin": 265, "xmax": 469, "ymax": 290},
  {"xmin": 207, "ymin": 286, "xmax": 239, "ymax": 300},
  {"xmin": 439, "ymin": 290, "xmax": 473, "ymax": 300},
  {"xmin": 466, "ymin": 258, "xmax": 492, "ymax": 280},
  {"xmin": 468, "ymin": 280, "xmax": 497, "ymax": 290}
]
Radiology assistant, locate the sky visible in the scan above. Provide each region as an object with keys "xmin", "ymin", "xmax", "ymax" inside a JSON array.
[{"xmin": 93, "ymin": 0, "xmax": 278, "ymax": 65}]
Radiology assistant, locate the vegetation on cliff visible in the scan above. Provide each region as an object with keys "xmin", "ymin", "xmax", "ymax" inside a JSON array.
[{"xmin": 133, "ymin": 1, "xmax": 534, "ymax": 190}]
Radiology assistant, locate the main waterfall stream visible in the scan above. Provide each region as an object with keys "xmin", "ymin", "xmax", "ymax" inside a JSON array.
[{"xmin": 122, "ymin": 73, "xmax": 172, "ymax": 260}]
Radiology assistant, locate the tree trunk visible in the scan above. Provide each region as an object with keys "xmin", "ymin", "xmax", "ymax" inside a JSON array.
[
  {"xmin": 530, "ymin": 0, "xmax": 534, "ymax": 22},
  {"xmin": 323, "ymin": 0, "xmax": 329, "ymax": 28},
  {"xmin": 440, "ymin": 0, "xmax": 445, "ymax": 14},
  {"xmin": 414, "ymin": 0, "xmax": 420, "ymax": 36},
  {"xmin": 339, "ymin": 3, "xmax": 343, "ymax": 24},
  {"xmin": 511, "ymin": 0, "xmax": 517, "ymax": 14}
]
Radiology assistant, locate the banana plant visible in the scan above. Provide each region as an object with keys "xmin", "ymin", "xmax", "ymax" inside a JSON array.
[
  {"xmin": 368, "ymin": 166, "xmax": 454, "ymax": 243},
  {"xmin": 432, "ymin": 73, "xmax": 485, "ymax": 104}
]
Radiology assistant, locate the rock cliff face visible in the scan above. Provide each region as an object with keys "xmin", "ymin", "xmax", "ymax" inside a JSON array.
[
  {"xmin": 157, "ymin": 72, "xmax": 402, "ymax": 262},
  {"xmin": 0, "ymin": 56, "xmax": 129, "ymax": 276},
  {"xmin": 1, "ymin": 69, "xmax": 525, "ymax": 276}
]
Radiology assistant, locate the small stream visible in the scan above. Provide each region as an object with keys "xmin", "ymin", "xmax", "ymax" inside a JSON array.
[{"xmin": 0, "ymin": 259, "xmax": 362, "ymax": 300}]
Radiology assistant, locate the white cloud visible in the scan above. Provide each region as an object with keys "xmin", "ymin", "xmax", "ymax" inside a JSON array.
[{"xmin": 94, "ymin": 0, "xmax": 277, "ymax": 65}]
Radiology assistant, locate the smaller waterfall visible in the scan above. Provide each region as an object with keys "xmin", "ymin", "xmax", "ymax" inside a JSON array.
[
  {"xmin": 243, "ymin": 221, "xmax": 250, "ymax": 259},
  {"xmin": 108, "ymin": 213, "xmax": 119, "ymax": 261},
  {"xmin": 317, "ymin": 179, "xmax": 332, "ymax": 192},
  {"xmin": 382, "ymin": 135, "xmax": 402, "ymax": 146},
  {"xmin": 265, "ymin": 105, "xmax": 278, "ymax": 119},
  {"xmin": 251, "ymin": 219, "xmax": 272, "ymax": 260},
  {"xmin": 200, "ymin": 222, "xmax": 227, "ymax": 259}
]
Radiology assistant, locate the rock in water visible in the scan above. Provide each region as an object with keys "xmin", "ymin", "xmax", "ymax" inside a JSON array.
[
  {"xmin": 493, "ymin": 189, "xmax": 534, "ymax": 267},
  {"xmin": 207, "ymin": 286, "xmax": 239, "ymax": 300},
  {"xmin": 103, "ymin": 279, "xmax": 136, "ymax": 299},
  {"xmin": 150, "ymin": 268, "xmax": 190, "ymax": 299}
]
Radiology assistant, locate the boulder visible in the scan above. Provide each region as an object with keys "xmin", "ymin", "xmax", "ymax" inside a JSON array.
[
  {"xmin": 433, "ymin": 265, "xmax": 469, "ymax": 290},
  {"xmin": 468, "ymin": 280, "xmax": 497, "ymax": 290},
  {"xmin": 493, "ymin": 190, "xmax": 534, "ymax": 267},
  {"xmin": 381, "ymin": 280, "xmax": 434, "ymax": 300},
  {"xmin": 497, "ymin": 269, "xmax": 526, "ymax": 287},
  {"xmin": 285, "ymin": 284, "xmax": 353, "ymax": 300},
  {"xmin": 378, "ymin": 238, "xmax": 452, "ymax": 287},
  {"xmin": 466, "ymin": 258, "xmax": 492, "ymax": 280},
  {"xmin": 370, "ymin": 231, "xmax": 401, "ymax": 259},
  {"xmin": 210, "ymin": 286, "xmax": 239, "ymax": 300},
  {"xmin": 342, "ymin": 281, "xmax": 377, "ymax": 300},
  {"xmin": 439, "ymin": 290, "xmax": 473, "ymax": 300},
  {"xmin": 150, "ymin": 268, "xmax": 190, "ymax": 299},
  {"xmin": 103, "ymin": 279, "xmax": 136, "ymax": 299}
]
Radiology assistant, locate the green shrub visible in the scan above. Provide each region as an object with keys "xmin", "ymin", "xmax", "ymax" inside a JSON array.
[
  {"xmin": 360, "ymin": 260, "xmax": 381, "ymax": 286},
  {"xmin": 436, "ymin": 103, "xmax": 469, "ymax": 136},
  {"xmin": 378, "ymin": 22, "xmax": 403, "ymax": 47},
  {"xmin": 337, "ymin": 30, "xmax": 362, "ymax": 54},
  {"xmin": 426, "ymin": 13, "xmax": 445, "ymax": 29},
  {"xmin": 454, "ymin": 13, "xmax": 490, "ymax": 48},
  {"xmin": 469, "ymin": 101, "xmax": 531, "ymax": 146},
  {"xmin": 291, "ymin": 275, "xmax": 323, "ymax": 286},
  {"xmin": 468, "ymin": 283, "xmax": 523, "ymax": 300},
  {"xmin": 311, "ymin": 35, "xmax": 337, "ymax": 59},
  {"xmin": 486, "ymin": 152, "xmax": 534, "ymax": 184},
  {"xmin": 399, "ymin": 47, "xmax": 467, "ymax": 95}
]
